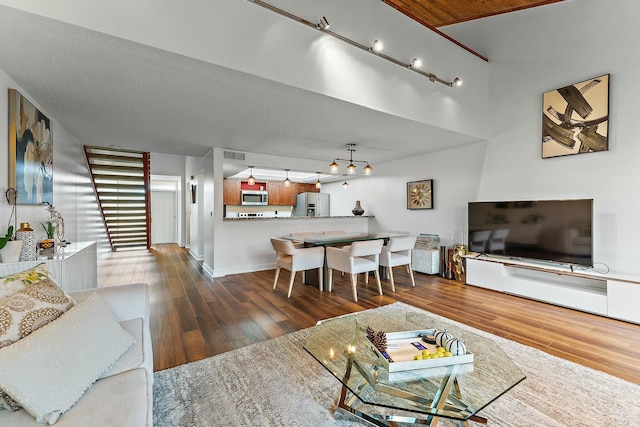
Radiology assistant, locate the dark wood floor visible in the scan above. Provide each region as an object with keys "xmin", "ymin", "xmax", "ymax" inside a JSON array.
[{"xmin": 98, "ymin": 244, "xmax": 640, "ymax": 385}]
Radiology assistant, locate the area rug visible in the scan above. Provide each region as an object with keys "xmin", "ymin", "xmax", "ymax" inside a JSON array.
[{"xmin": 153, "ymin": 302, "xmax": 640, "ymax": 426}]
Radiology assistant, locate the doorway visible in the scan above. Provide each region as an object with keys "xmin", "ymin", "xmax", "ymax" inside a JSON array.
[{"xmin": 150, "ymin": 175, "xmax": 181, "ymax": 245}]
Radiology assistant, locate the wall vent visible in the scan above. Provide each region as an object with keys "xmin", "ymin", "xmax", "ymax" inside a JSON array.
[{"xmin": 224, "ymin": 150, "xmax": 245, "ymax": 161}]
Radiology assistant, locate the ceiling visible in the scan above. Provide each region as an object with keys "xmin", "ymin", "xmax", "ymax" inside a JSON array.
[
  {"xmin": 0, "ymin": 2, "xmax": 561, "ymax": 177},
  {"xmin": 385, "ymin": 0, "xmax": 564, "ymax": 28}
]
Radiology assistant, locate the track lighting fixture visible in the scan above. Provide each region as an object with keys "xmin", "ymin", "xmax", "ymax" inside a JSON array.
[
  {"xmin": 329, "ymin": 144, "xmax": 372, "ymax": 176},
  {"xmin": 246, "ymin": 0, "xmax": 461, "ymax": 88},
  {"xmin": 247, "ymin": 166, "xmax": 256, "ymax": 185},
  {"xmin": 283, "ymin": 169, "xmax": 291, "ymax": 187},
  {"xmin": 315, "ymin": 172, "xmax": 322, "ymax": 189}
]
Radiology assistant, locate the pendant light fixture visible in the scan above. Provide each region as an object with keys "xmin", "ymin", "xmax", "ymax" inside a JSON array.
[
  {"xmin": 247, "ymin": 166, "xmax": 256, "ymax": 185},
  {"xmin": 342, "ymin": 174, "xmax": 349, "ymax": 189},
  {"xmin": 283, "ymin": 169, "xmax": 291, "ymax": 187},
  {"xmin": 329, "ymin": 144, "xmax": 373, "ymax": 176},
  {"xmin": 315, "ymin": 172, "xmax": 322, "ymax": 189}
]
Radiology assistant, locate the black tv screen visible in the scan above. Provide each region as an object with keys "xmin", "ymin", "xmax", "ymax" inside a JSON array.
[{"xmin": 468, "ymin": 199, "xmax": 593, "ymax": 267}]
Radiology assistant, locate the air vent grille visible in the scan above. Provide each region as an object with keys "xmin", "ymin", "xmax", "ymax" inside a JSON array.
[{"xmin": 224, "ymin": 150, "xmax": 246, "ymax": 161}]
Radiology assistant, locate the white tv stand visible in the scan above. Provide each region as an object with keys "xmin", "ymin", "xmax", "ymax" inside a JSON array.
[{"xmin": 465, "ymin": 254, "xmax": 640, "ymax": 324}]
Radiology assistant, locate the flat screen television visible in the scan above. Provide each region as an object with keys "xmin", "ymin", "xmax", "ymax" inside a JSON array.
[{"xmin": 468, "ymin": 199, "xmax": 593, "ymax": 267}]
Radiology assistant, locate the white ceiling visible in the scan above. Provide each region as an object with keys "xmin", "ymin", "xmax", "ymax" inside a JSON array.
[{"xmin": 0, "ymin": 5, "xmax": 482, "ymax": 168}]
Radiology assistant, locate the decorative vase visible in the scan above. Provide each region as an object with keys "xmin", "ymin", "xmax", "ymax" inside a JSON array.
[
  {"xmin": 0, "ymin": 240, "xmax": 23, "ymax": 263},
  {"xmin": 452, "ymin": 244, "xmax": 468, "ymax": 283},
  {"xmin": 352, "ymin": 200, "xmax": 365, "ymax": 216},
  {"xmin": 15, "ymin": 223, "xmax": 37, "ymax": 261}
]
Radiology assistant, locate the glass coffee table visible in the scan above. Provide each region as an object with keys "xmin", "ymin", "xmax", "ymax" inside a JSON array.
[{"xmin": 304, "ymin": 309, "xmax": 525, "ymax": 426}]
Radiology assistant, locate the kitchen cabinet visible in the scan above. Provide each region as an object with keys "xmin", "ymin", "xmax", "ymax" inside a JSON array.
[
  {"xmin": 297, "ymin": 183, "xmax": 319, "ymax": 194},
  {"xmin": 267, "ymin": 181, "xmax": 297, "ymax": 206},
  {"xmin": 223, "ymin": 179, "xmax": 241, "ymax": 205}
]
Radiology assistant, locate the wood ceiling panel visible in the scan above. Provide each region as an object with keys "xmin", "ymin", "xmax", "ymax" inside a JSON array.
[{"xmin": 383, "ymin": 0, "xmax": 565, "ymax": 28}]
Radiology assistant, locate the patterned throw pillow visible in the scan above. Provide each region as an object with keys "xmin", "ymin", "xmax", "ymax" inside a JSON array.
[
  {"xmin": 0, "ymin": 277, "xmax": 75, "ymax": 411},
  {"xmin": 0, "ymin": 263, "xmax": 54, "ymax": 299}
]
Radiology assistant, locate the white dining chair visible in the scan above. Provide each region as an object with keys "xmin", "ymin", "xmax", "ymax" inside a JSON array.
[
  {"xmin": 270, "ymin": 238, "xmax": 325, "ymax": 298},
  {"xmin": 326, "ymin": 239, "xmax": 384, "ymax": 302},
  {"xmin": 378, "ymin": 236, "xmax": 417, "ymax": 291}
]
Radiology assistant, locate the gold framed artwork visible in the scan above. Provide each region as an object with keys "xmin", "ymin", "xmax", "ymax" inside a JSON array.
[
  {"xmin": 542, "ymin": 74, "xmax": 609, "ymax": 159},
  {"xmin": 8, "ymin": 89, "xmax": 53, "ymax": 204},
  {"xmin": 407, "ymin": 179, "xmax": 433, "ymax": 210}
]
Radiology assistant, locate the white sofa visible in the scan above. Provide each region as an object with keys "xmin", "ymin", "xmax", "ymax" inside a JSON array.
[{"xmin": 0, "ymin": 282, "xmax": 153, "ymax": 426}]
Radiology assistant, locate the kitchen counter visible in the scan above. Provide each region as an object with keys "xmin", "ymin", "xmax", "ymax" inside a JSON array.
[{"xmin": 223, "ymin": 215, "xmax": 374, "ymax": 221}]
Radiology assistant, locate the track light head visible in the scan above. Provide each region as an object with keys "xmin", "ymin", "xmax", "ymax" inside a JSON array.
[
  {"xmin": 410, "ymin": 57, "xmax": 422, "ymax": 68},
  {"xmin": 317, "ymin": 16, "xmax": 330, "ymax": 30},
  {"xmin": 453, "ymin": 77, "xmax": 462, "ymax": 86},
  {"xmin": 370, "ymin": 39, "xmax": 383, "ymax": 52}
]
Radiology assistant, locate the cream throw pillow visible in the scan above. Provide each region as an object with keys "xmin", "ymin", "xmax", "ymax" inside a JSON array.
[
  {"xmin": 0, "ymin": 276, "xmax": 75, "ymax": 411},
  {"xmin": 0, "ymin": 292, "xmax": 135, "ymax": 424}
]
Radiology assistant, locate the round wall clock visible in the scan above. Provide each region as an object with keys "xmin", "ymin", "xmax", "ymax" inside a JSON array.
[{"xmin": 407, "ymin": 180, "xmax": 433, "ymax": 210}]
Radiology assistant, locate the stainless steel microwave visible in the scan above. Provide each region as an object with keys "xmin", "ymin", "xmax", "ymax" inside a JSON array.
[{"xmin": 241, "ymin": 190, "xmax": 268, "ymax": 205}]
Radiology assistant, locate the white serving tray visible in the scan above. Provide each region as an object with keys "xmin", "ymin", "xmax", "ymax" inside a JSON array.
[{"xmin": 367, "ymin": 329, "xmax": 474, "ymax": 373}]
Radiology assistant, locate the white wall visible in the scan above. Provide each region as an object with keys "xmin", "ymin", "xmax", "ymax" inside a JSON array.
[
  {"xmin": 324, "ymin": 142, "xmax": 488, "ymax": 246},
  {"xmin": 444, "ymin": 0, "xmax": 640, "ymax": 274},
  {"xmin": 0, "ymin": 69, "xmax": 108, "ymax": 260}
]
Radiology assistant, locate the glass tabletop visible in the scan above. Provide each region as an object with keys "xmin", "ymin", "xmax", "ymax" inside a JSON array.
[
  {"xmin": 285, "ymin": 231, "xmax": 409, "ymax": 246},
  {"xmin": 304, "ymin": 309, "xmax": 525, "ymax": 422}
]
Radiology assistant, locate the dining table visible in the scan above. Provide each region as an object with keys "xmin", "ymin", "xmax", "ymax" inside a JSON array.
[{"xmin": 282, "ymin": 231, "xmax": 411, "ymax": 291}]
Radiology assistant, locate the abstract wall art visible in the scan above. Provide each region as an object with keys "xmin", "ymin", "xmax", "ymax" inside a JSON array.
[
  {"xmin": 8, "ymin": 89, "xmax": 53, "ymax": 204},
  {"xmin": 542, "ymin": 74, "xmax": 609, "ymax": 159}
]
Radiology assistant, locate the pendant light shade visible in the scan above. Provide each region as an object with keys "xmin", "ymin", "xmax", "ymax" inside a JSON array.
[
  {"xmin": 283, "ymin": 169, "xmax": 291, "ymax": 187},
  {"xmin": 247, "ymin": 166, "xmax": 256, "ymax": 185},
  {"xmin": 315, "ymin": 172, "xmax": 322, "ymax": 189},
  {"xmin": 329, "ymin": 160, "xmax": 340, "ymax": 174}
]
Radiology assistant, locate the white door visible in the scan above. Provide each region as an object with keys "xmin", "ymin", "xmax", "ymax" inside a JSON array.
[{"xmin": 151, "ymin": 191, "xmax": 177, "ymax": 244}]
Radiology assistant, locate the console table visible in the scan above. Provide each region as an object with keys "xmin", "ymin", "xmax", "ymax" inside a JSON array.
[
  {"xmin": 465, "ymin": 255, "xmax": 640, "ymax": 324},
  {"xmin": 0, "ymin": 241, "xmax": 97, "ymax": 292}
]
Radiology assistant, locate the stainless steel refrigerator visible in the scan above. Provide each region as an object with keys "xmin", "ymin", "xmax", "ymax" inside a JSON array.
[{"xmin": 294, "ymin": 192, "xmax": 330, "ymax": 217}]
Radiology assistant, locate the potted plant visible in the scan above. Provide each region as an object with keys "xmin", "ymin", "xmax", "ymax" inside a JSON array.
[
  {"xmin": 0, "ymin": 226, "xmax": 22, "ymax": 263},
  {"xmin": 40, "ymin": 221, "xmax": 56, "ymax": 251}
]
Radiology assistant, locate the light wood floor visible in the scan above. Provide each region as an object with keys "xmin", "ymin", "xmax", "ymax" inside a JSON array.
[{"xmin": 98, "ymin": 244, "xmax": 640, "ymax": 385}]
